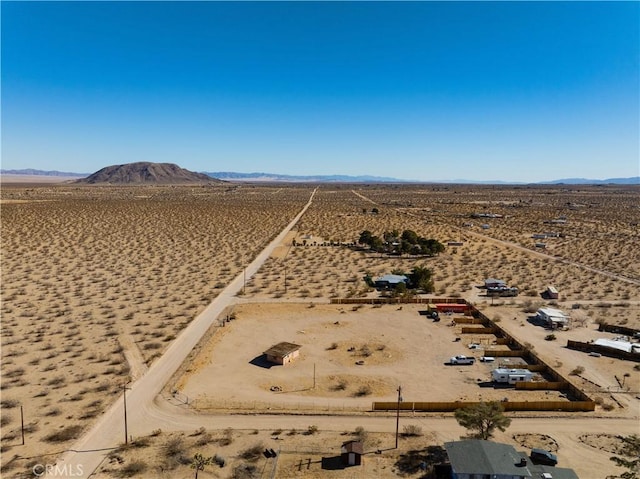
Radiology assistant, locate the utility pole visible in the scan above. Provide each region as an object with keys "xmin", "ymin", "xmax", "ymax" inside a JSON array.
[
  {"xmin": 395, "ymin": 385, "xmax": 403, "ymax": 449},
  {"xmin": 20, "ymin": 405, "xmax": 24, "ymax": 445},
  {"xmin": 123, "ymin": 382, "xmax": 131, "ymax": 444},
  {"xmin": 284, "ymin": 265, "xmax": 287, "ymax": 294},
  {"xmin": 243, "ymin": 268, "xmax": 246, "ymax": 295},
  {"xmin": 313, "ymin": 363, "xmax": 316, "ymax": 389}
]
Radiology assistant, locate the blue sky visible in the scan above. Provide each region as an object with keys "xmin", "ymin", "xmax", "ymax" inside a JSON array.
[{"xmin": 2, "ymin": 1, "xmax": 638, "ymax": 182}]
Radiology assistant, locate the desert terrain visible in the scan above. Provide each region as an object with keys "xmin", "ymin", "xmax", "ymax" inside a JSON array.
[{"xmin": 1, "ymin": 181, "xmax": 639, "ymax": 478}]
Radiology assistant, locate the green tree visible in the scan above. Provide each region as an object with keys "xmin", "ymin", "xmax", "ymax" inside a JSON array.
[
  {"xmin": 610, "ymin": 434, "xmax": 640, "ymax": 479},
  {"xmin": 370, "ymin": 236, "xmax": 384, "ymax": 252},
  {"xmin": 190, "ymin": 453, "xmax": 213, "ymax": 479},
  {"xmin": 401, "ymin": 230, "xmax": 419, "ymax": 245},
  {"xmin": 454, "ymin": 401, "xmax": 511, "ymax": 440},
  {"xmin": 409, "ymin": 266, "xmax": 434, "ymax": 293},
  {"xmin": 358, "ymin": 230, "xmax": 373, "ymax": 247}
]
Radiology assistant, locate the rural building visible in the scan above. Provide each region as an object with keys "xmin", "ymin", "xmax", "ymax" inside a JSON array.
[
  {"xmin": 341, "ymin": 440, "xmax": 363, "ymax": 466},
  {"xmin": 263, "ymin": 342, "xmax": 301, "ymax": 366},
  {"xmin": 444, "ymin": 440, "xmax": 578, "ymax": 479},
  {"xmin": 593, "ymin": 338, "xmax": 640, "ymax": 354},
  {"xmin": 374, "ymin": 274, "xmax": 408, "ymax": 290},
  {"xmin": 532, "ymin": 233, "xmax": 547, "ymax": 239},
  {"xmin": 485, "ymin": 278, "xmax": 507, "ymax": 289},
  {"xmin": 546, "ymin": 285, "xmax": 559, "ymax": 299},
  {"xmin": 491, "ymin": 368, "xmax": 534, "ymax": 384},
  {"xmin": 535, "ymin": 242, "xmax": 547, "ymax": 249},
  {"xmin": 448, "ymin": 241, "xmax": 464, "ymax": 246},
  {"xmin": 536, "ymin": 308, "xmax": 569, "ymax": 328}
]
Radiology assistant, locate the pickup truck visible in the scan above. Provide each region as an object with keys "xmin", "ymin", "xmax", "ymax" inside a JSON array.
[{"xmin": 449, "ymin": 355, "xmax": 475, "ymax": 365}]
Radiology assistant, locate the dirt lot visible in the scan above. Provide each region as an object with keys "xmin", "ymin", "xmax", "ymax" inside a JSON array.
[{"xmin": 179, "ymin": 303, "xmax": 574, "ymax": 411}]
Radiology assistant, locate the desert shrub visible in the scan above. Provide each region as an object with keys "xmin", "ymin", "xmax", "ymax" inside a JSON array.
[
  {"xmin": 601, "ymin": 402, "xmax": 615, "ymax": 411},
  {"xmin": 232, "ymin": 463, "xmax": 258, "ymax": 479},
  {"xmin": 354, "ymin": 385, "xmax": 372, "ymax": 397},
  {"xmin": 239, "ymin": 443, "xmax": 263, "ymax": 462},
  {"xmin": 570, "ymin": 366, "xmax": 585, "ymax": 376},
  {"xmin": 213, "ymin": 454, "xmax": 226, "ymax": 467},
  {"xmin": 272, "ymin": 429, "xmax": 282, "ymax": 436},
  {"xmin": 219, "ymin": 427, "xmax": 234, "ymax": 446},
  {"xmin": 195, "ymin": 432, "xmax": 213, "ymax": 447},
  {"xmin": 402, "ymin": 424, "xmax": 423, "ymax": 437},
  {"xmin": 634, "ymin": 364, "xmax": 640, "ymax": 371},
  {"xmin": 116, "ymin": 460, "xmax": 147, "ymax": 477},
  {"xmin": 327, "ymin": 342, "xmax": 338, "ymax": 350},
  {"xmin": 163, "ymin": 436, "xmax": 186, "ymax": 458},
  {"xmin": 332, "ymin": 379, "xmax": 347, "ymax": 391},
  {"xmin": 544, "ymin": 334, "xmax": 556, "ymax": 341},
  {"xmin": 307, "ymin": 425, "xmax": 319, "ymax": 435},
  {"xmin": 354, "ymin": 426, "xmax": 368, "ymax": 442},
  {"xmin": 0, "ymin": 414, "xmax": 12, "ymax": 427},
  {"xmin": 0, "ymin": 398, "xmax": 18, "ymax": 408},
  {"xmin": 150, "ymin": 428, "xmax": 162, "ymax": 436},
  {"xmin": 287, "ymin": 428, "xmax": 298, "ymax": 436},
  {"xmin": 43, "ymin": 425, "xmax": 84, "ymax": 443}
]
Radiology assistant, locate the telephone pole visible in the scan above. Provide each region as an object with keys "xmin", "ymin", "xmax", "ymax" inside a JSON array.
[
  {"xmin": 395, "ymin": 385, "xmax": 403, "ymax": 448},
  {"xmin": 123, "ymin": 382, "xmax": 131, "ymax": 444}
]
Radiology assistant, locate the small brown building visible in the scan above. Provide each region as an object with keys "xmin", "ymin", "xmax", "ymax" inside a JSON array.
[
  {"xmin": 263, "ymin": 342, "xmax": 301, "ymax": 365},
  {"xmin": 341, "ymin": 440, "xmax": 363, "ymax": 466}
]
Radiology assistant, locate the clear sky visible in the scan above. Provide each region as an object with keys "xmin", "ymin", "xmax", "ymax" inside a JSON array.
[{"xmin": 2, "ymin": 1, "xmax": 639, "ymax": 182}]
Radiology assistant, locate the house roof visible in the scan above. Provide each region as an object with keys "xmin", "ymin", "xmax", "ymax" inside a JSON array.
[
  {"xmin": 375, "ymin": 274, "xmax": 408, "ymax": 284},
  {"xmin": 445, "ymin": 440, "xmax": 527, "ymax": 476},
  {"xmin": 263, "ymin": 342, "xmax": 301, "ymax": 358},
  {"xmin": 444, "ymin": 440, "xmax": 579, "ymax": 479},
  {"xmin": 341, "ymin": 440, "xmax": 363, "ymax": 454}
]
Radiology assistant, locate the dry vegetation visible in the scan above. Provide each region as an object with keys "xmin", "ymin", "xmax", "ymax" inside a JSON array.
[
  {"xmin": 1, "ymin": 181, "xmax": 638, "ymax": 478},
  {"xmin": 0, "ymin": 184, "xmax": 309, "ymax": 472}
]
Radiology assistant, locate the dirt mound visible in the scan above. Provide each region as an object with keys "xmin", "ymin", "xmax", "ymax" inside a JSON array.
[
  {"xmin": 76, "ymin": 162, "xmax": 221, "ymax": 184},
  {"xmin": 513, "ymin": 433, "xmax": 559, "ymax": 452}
]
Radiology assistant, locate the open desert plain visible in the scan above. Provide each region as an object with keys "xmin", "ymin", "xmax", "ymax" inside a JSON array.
[{"xmin": 1, "ymin": 181, "xmax": 639, "ymax": 479}]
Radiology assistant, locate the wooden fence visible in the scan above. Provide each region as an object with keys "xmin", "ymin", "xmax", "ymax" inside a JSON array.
[
  {"xmin": 597, "ymin": 323, "xmax": 640, "ymax": 337},
  {"xmin": 567, "ymin": 340, "xmax": 640, "ymax": 363},
  {"xmin": 372, "ymin": 400, "xmax": 595, "ymax": 412},
  {"xmin": 461, "ymin": 327, "xmax": 498, "ymax": 334},
  {"xmin": 483, "ymin": 349, "xmax": 526, "ymax": 357},
  {"xmin": 515, "ymin": 381, "xmax": 568, "ymax": 390},
  {"xmin": 330, "ymin": 297, "xmax": 467, "ymax": 306}
]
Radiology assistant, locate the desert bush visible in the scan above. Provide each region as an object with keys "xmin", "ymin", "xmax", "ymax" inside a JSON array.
[
  {"xmin": 239, "ymin": 443, "xmax": 263, "ymax": 462},
  {"xmin": 163, "ymin": 436, "xmax": 186, "ymax": 458},
  {"xmin": 0, "ymin": 414, "xmax": 12, "ymax": 427},
  {"xmin": 601, "ymin": 402, "xmax": 615, "ymax": 411},
  {"xmin": 0, "ymin": 398, "xmax": 19, "ymax": 408},
  {"xmin": 272, "ymin": 429, "xmax": 282, "ymax": 436},
  {"xmin": 544, "ymin": 334, "xmax": 556, "ymax": 341},
  {"xmin": 307, "ymin": 425, "xmax": 319, "ymax": 435},
  {"xmin": 327, "ymin": 342, "xmax": 338, "ymax": 350},
  {"xmin": 116, "ymin": 460, "xmax": 147, "ymax": 477},
  {"xmin": 402, "ymin": 424, "xmax": 423, "ymax": 437},
  {"xmin": 570, "ymin": 366, "xmax": 585, "ymax": 376},
  {"xmin": 332, "ymin": 379, "xmax": 347, "ymax": 391},
  {"xmin": 232, "ymin": 463, "xmax": 258, "ymax": 479},
  {"xmin": 354, "ymin": 385, "xmax": 372, "ymax": 397},
  {"xmin": 354, "ymin": 426, "xmax": 368, "ymax": 442},
  {"xmin": 219, "ymin": 427, "xmax": 234, "ymax": 446},
  {"xmin": 213, "ymin": 454, "xmax": 226, "ymax": 467},
  {"xmin": 43, "ymin": 425, "xmax": 84, "ymax": 443}
]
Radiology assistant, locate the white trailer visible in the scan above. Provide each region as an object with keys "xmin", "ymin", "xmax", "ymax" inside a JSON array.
[{"xmin": 491, "ymin": 368, "xmax": 533, "ymax": 384}]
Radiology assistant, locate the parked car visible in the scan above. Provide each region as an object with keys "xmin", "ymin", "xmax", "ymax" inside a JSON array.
[
  {"xmin": 479, "ymin": 356, "xmax": 495, "ymax": 362},
  {"xmin": 449, "ymin": 355, "xmax": 475, "ymax": 365},
  {"xmin": 530, "ymin": 448, "xmax": 558, "ymax": 466}
]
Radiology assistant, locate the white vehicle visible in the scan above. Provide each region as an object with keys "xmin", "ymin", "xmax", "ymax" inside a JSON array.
[
  {"xmin": 468, "ymin": 343, "xmax": 482, "ymax": 350},
  {"xmin": 449, "ymin": 355, "xmax": 475, "ymax": 365},
  {"xmin": 480, "ymin": 356, "xmax": 495, "ymax": 362}
]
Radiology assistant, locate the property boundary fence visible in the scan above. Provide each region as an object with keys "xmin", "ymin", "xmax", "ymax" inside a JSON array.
[
  {"xmin": 567, "ymin": 340, "xmax": 640, "ymax": 363},
  {"xmin": 515, "ymin": 381, "xmax": 568, "ymax": 390},
  {"xmin": 330, "ymin": 297, "xmax": 467, "ymax": 306},
  {"xmin": 597, "ymin": 323, "xmax": 640, "ymax": 337},
  {"xmin": 371, "ymin": 400, "xmax": 595, "ymax": 412}
]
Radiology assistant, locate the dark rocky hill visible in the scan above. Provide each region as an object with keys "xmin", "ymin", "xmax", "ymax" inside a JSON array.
[{"xmin": 76, "ymin": 162, "xmax": 220, "ymax": 184}]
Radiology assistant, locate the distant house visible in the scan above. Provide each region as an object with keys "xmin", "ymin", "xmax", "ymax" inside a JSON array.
[
  {"xmin": 485, "ymin": 278, "xmax": 506, "ymax": 289},
  {"xmin": 537, "ymin": 308, "xmax": 569, "ymax": 328},
  {"xmin": 444, "ymin": 440, "xmax": 579, "ymax": 479},
  {"xmin": 374, "ymin": 274, "xmax": 408, "ymax": 290},
  {"xmin": 491, "ymin": 368, "xmax": 534, "ymax": 385},
  {"xmin": 263, "ymin": 342, "xmax": 301, "ymax": 366},
  {"xmin": 546, "ymin": 285, "xmax": 559, "ymax": 300},
  {"xmin": 341, "ymin": 440, "xmax": 363, "ymax": 466}
]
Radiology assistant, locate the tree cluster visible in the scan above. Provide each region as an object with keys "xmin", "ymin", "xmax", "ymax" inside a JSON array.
[{"xmin": 358, "ymin": 229, "xmax": 445, "ymax": 256}]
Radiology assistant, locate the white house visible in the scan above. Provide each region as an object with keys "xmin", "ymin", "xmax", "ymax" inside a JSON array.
[
  {"xmin": 492, "ymin": 368, "xmax": 534, "ymax": 384},
  {"xmin": 537, "ymin": 308, "xmax": 569, "ymax": 328},
  {"xmin": 594, "ymin": 338, "xmax": 640, "ymax": 354}
]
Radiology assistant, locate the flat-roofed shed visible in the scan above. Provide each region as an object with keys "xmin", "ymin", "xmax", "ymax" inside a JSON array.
[{"xmin": 263, "ymin": 342, "xmax": 302, "ymax": 365}]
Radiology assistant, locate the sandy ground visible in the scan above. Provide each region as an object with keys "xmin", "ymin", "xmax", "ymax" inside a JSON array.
[{"xmin": 2, "ymin": 183, "xmax": 639, "ymax": 479}]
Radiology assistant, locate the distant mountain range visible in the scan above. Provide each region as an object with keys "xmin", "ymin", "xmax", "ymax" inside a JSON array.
[
  {"xmin": 1, "ymin": 167, "xmax": 638, "ymax": 185},
  {"xmin": 76, "ymin": 162, "xmax": 220, "ymax": 184}
]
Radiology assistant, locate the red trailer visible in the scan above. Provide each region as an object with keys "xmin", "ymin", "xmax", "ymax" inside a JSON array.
[{"xmin": 435, "ymin": 303, "xmax": 468, "ymax": 314}]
